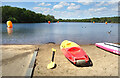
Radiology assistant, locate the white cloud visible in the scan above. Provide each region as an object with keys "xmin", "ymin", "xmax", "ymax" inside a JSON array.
[
  {"xmin": 107, "ymin": 2, "xmax": 118, "ymax": 5},
  {"xmin": 59, "ymin": 2, "xmax": 69, "ymax": 6},
  {"xmin": 95, "ymin": 1, "xmax": 105, "ymax": 6},
  {"xmin": 102, "ymin": 1, "xmax": 118, "ymax": 6},
  {"xmin": 77, "ymin": 0, "xmax": 93, "ymax": 2},
  {"xmin": 108, "ymin": 0, "xmax": 119, "ymax": 2},
  {"xmin": 33, "ymin": 2, "xmax": 118, "ymax": 19},
  {"xmin": 1, "ymin": 0, "xmax": 119, "ymax": 2},
  {"xmin": 78, "ymin": 0, "xmax": 118, "ymax": 6},
  {"xmin": 82, "ymin": 2, "xmax": 91, "ymax": 5},
  {"xmin": 67, "ymin": 5, "xmax": 80, "ymax": 10},
  {"xmin": 38, "ymin": 2, "xmax": 51, "ymax": 6},
  {"xmin": 53, "ymin": 2, "xmax": 69, "ymax": 9},
  {"xmin": 89, "ymin": 7, "xmax": 107, "ymax": 12},
  {"xmin": 85, "ymin": 6, "xmax": 117, "ymax": 18},
  {"xmin": 77, "ymin": 0, "xmax": 93, "ymax": 5},
  {"xmin": 53, "ymin": 4, "xmax": 63, "ymax": 9},
  {"xmin": 45, "ymin": 4, "xmax": 51, "ymax": 6},
  {"xmin": 33, "ymin": 7, "xmax": 40, "ymax": 10},
  {"xmin": 78, "ymin": 16, "xmax": 81, "ymax": 18},
  {"xmin": 53, "ymin": 11, "xmax": 79, "ymax": 19},
  {"xmin": 70, "ymin": 3, "xmax": 75, "ymax": 6},
  {"xmin": 33, "ymin": 7, "xmax": 51, "ymax": 14},
  {"xmin": 111, "ymin": 7, "xmax": 118, "ymax": 11}
]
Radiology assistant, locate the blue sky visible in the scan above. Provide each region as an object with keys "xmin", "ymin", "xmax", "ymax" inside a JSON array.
[{"xmin": 2, "ymin": 1, "xmax": 119, "ymax": 19}]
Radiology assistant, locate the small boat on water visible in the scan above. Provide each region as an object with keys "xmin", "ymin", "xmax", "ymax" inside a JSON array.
[
  {"xmin": 60, "ymin": 40, "xmax": 92, "ymax": 66},
  {"xmin": 95, "ymin": 42, "xmax": 120, "ymax": 55}
]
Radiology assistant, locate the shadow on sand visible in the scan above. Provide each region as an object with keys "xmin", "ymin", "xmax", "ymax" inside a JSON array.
[{"xmin": 66, "ymin": 56, "xmax": 93, "ymax": 67}]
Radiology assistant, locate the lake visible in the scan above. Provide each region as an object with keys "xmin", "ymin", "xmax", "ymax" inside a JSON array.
[{"xmin": 2, "ymin": 22, "xmax": 119, "ymax": 45}]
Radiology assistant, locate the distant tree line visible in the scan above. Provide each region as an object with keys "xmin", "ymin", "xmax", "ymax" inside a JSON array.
[
  {"xmin": 2, "ymin": 6, "xmax": 57, "ymax": 23},
  {"xmin": 58, "ymin": 17, "xmax": 120, "ymax": 23},
  {"xmin": 2, "ymin": 6, "xmax": 120, "ymax": 23}
]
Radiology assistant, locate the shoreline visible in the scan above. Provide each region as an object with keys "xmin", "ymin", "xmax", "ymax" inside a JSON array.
[{"xmin": 1, "ymin": 42, "xmax": 120, "ymax": 45}]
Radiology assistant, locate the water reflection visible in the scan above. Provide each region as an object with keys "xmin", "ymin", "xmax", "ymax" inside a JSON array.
[
  {"xmin": 7, "ymin": 27, "xmax": 13, "ymax": 36},
  {"xmin": 2, "ymin": 23, "xmax": 119, "ymax": 44}
]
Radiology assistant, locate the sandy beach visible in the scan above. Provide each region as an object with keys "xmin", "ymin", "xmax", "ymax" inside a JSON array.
[
  {"xmin": 1, "ymin": 44, "xmax": 119, "ymax": 76},
  {"xmin": 1, "ymin": 45, "xmax": 37, "ymax": 76}
]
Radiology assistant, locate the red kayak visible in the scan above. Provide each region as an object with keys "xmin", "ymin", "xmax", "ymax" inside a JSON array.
[{"xmin": 60, "ymin": 40, "xmax": 91, "ymax": 66}]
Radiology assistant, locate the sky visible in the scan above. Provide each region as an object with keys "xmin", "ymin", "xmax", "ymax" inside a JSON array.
[{"xmin": 1, "ymin": 1, "xmax": 119, "ymax": 19}]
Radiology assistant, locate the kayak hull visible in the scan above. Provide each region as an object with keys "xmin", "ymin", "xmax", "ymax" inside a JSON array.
[
  {"xmin": 60, "ymin": 40, "xmax": 89, "ymax": 66},
  {"xmin": 95, "ymin": 43, "xmax": 120, "ymax": 55}
]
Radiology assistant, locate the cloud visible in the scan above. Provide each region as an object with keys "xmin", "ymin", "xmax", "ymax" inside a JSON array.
[
  {"xmin": 78, "ymin": 1, "xmax": 92, "ymax": 5},
  {"xmin": 81, "ymin": 2, "xmax": 91, "ymax": 5},
  {"xmin": 85, "ymin": 6, "xmax": 117, "ymax": 18},
  {"xmin": 77, "ymin": 0, "xmax": 93, "ymax": 5},
  {"xmin": 108, "ymin": 0, "xmax": 119, "ymax": 2},
  {"xmin": 53, "ymin": 2, "xmax": 69, "ymax": 9},
  {"xmin": 52, "ymin": 11, "xmax": 80, "ymax": 19},
  {"xmin": 101, "ymin": 1, "xmax": 118, "ymax": 6},
  {"xmin": 33, "ymin": 2, "xmax": 118, "ymax": 19},
  {"xmin": 67, "ymin": 5, "xmax": 80, "ymax": 10},
  {"xmin": 78, "ymin": 0, "xmax": 118, "ymax": 6},
  {"xmin": 107, "ymin": 1, "xmax": 118, "ymax": 5},
  {"xmin": 38, "ymin": 2, "xmax": 51, "ymax": 6},
  {"xmin": 33, "ymin": 7, "xmax": 51, "ymax": 14},
  {"xmin": 59, "ymin": 2, "xmax": 69, "ymax": 6},
  {"xmin": 70, "ymin": 3, "xmax": 75, "ymax": 6},
  {"xmin": 89, "ymin": 7, "xmax": 107, "ymax": 12},
  {"xmin": 77, "ymin": 0, "xmax": 93, "ymax": 2},
  {"xmin": 95, "ymin": 1, "xmax": 105, "ymax": 6},
  {"xmin": 1, "ymin": 0, "xmax": 119, "ymax": 2},
  {"xmin": 53, "ymin": 4, "xmax": 63, "ymax": 9},
  {"xmin": 78, "ymin": 16, "xmax": 81, "ymax": 18},
  {"xmin": 33, "ymin": 6, "xmax": 80, "ymax": 19},
  {"xmin": 111, "ymin": 6, "xmax": 118, "ymax": 11}
]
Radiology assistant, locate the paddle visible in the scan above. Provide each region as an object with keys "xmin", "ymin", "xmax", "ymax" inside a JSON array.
[{"xmin": 47, "ymin": 48, "xmax": 56, "ymax": 69}]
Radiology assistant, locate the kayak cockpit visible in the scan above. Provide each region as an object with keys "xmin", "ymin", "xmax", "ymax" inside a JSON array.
[{"xmin": 67, "ymin": 47, "xmax": 81, "ymax": 52}]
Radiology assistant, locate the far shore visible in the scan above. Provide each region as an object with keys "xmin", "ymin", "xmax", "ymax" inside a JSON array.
[{"xmin": 2, "ymin": 22, "xmax": 119, "ymax": 24}]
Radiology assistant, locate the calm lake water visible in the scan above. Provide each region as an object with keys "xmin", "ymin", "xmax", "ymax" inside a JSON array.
[{"xmin": 2, "ymin": 22, "xmax": 119, "ymax": 45}]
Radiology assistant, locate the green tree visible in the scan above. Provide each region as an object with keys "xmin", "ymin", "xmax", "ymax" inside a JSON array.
[{"xmin": 8, "ymin": 17, "xmax": 18, "ymax": 23}]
